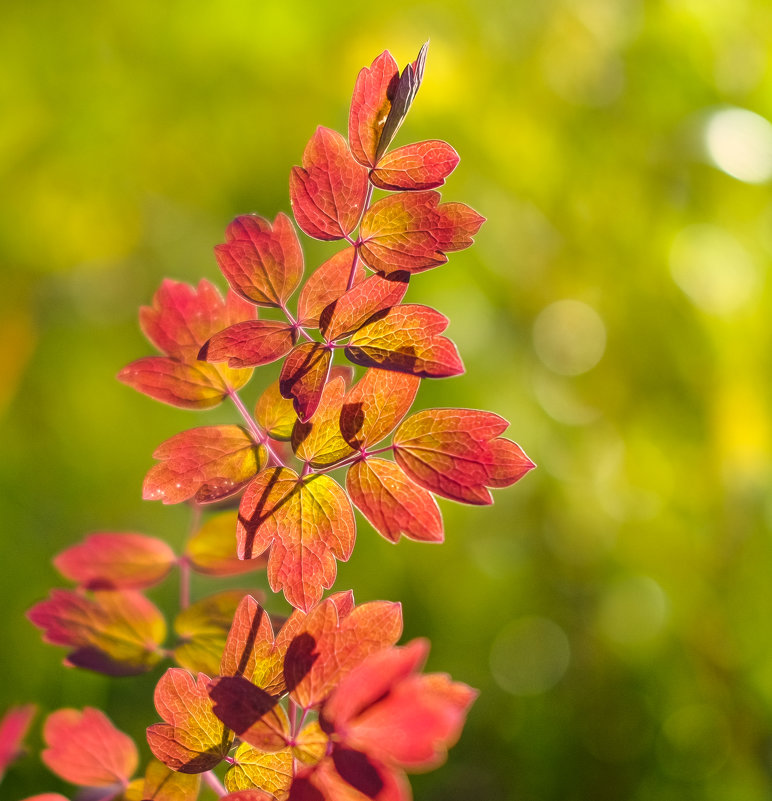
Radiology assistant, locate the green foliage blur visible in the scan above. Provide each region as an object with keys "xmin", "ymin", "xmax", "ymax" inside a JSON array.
[{"xmin": 2, "ymin": 1, "xmax": 771, "ymax": 799}]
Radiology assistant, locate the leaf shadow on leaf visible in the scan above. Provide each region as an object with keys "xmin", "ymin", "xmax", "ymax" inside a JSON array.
[
  {"xmin": 209, "ymin": 675, "xmax": 279, "ymax": 735},
  {"xmin": 237, "ymin": 471, "xmax": 296, "ymax": 560},
  {"xmin": 66, "ymin": 646, "xmax": 152, "ymax": 677},
  {"xmin": 283, "ymin": 632, "xmax": 319, "ymax": 693},
  {"xmin": 232, "ymin": 604, "xmax": 270, "ymax": 677},
  {"xmin": 339, "ymin": 401, "xmax": 365, "ymax": 449},
  {"xmin": 333, "ymin": 747, "xmax": 385, "ymax": 799}
]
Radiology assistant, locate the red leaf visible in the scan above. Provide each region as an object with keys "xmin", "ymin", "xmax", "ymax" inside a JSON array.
[
  {"xmin": 0, "ymin": 705, "xmax": 36, "ymax": 781},
  {"xmin": 359, "ymin": 191, "xmax": 485, "ymax": 275},
  {"xmin": 42, "ymin": 707, "xmax": 137, "ymax": 787},
  {"xmin": 346, "ymin": 459, "xmax": 443, "ymax": 543},
  {"xmin": 345, "ymin": 305, "xmax": 464, "ymax": 378},
  {"xmin": 348, "ymin": 44, "xmax": 428, "ymax": 168},
  {"xmin": 19, "ymin": 795, "xmax": 70, "ymax": 801},
  {"xmin": 222, "ymin": 793, "xmax": 278, "ymax": 801},
  {"xmin": 279, "ymin": 343, "xmax": 332, "ymax": 423},
  {"xmin": 140, "ymin": 279, "xmax": 255, "ymax": 363},
  {"xmin": 147, "ymin": 669, "xmax": 233, "ymax": 773},
  {"xmin": 290, "ymin": 127, "xmax": 369, "ymax": 241},
  {"xmin": 53, "ymin": 533, "xmax": 176, "ymax": 590},
  {"xmin": 186, "ymin": 511, "xmax": 266, "ymax": 577},
  {"xmin": 237, "ymin": 469, "xmax": 355, "ymax": 612},
  {"xmin": 215, "ymin": 213, "xmax": 304, "ymax": 308},
  {"xmin": 28, "ymin": 590, "xmax": 166, "ymax": 676},
  {"xmin": 369, "ymin": 141, "xmax": 459, "ymax": 191},
  {"xmin": 199, "ymin": 320, "xmax": 297, "ymax": 368},
  {"xmin": 292, "ymin": 751, "xmax": 409, "ymax": 801},
  {"xmin": 143, "ymin": 425, "xmax": 265, "ymax": 505},
  {"xmin": 339, "ymin": 369, "xmax": 420, "ymax": 450},
  {"xmin": 322, "ymin": 640, "xmax": 476, "ymax": 771},
  {"xmin": 319, "ymin": 272, "xmax": 409, "ymax": 343},
  {"xmin": 297, "ymin": 247, "xmax": 365, "ymax": 327},
  {"xmin": 392, "ymin": 409, "xmax": 535, "ymax": 504},
  {"xmin": 292, "ymin": 377, "xmax": 355, "ymax": 468}
]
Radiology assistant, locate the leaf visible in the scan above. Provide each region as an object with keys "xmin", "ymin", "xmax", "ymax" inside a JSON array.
[
  {"xmin": 255, "ymin": 380, "xmax": 298, "ymax": 441},
  {"xmin": 359, "ymin": 191, "xmax": 485, "ymax": 275},
  {"xmin": 19, "ymin": 795, "xmax": 70, "ymax": 801},
  {"xmin": 147, "ymin": 668, "xmax": 233, "ymax": 773},
  {"xmin": 215, "ymin": 213, "xmax": 304, "ymax": 308},
  {"xmin": 346, "ymin": 459, "xmax": 442, "ymax": 543},
  {"xmin": 139, "ymin": 759, "xmax": 201, "ymax": 801},
  {"xmin": 173, "ymin": 590, "xmax": 248, "ymax": 676},
  {"xmin": 281, "ymin": 596, "xmax": 402, "ymax": 710},
  {"xmin": 348, "ymin": 44, "xmax": 428, "ymax": 168},
  {"xmin": 28, "ymin": 590, "xmax": 166, "ymax": 676},
  {"xmin": 222, "ymin": 793, "xmax": 278, "ymax": 801},
  {"xmin": 321, "ymin": 640, "xmax": 476, "ymax": 771},
  {"xmin": 143, "ymin": 425, "xmax": 266, "ymax": 505},
  {"xmin": 291, "ymin": 378, "xmax": 354, "ymax": 468},
  {"xmin": 297, "ymin": 247, "xmax": 365, "ymax": 327},
  {"xmin": 279, "ymin": 343, "xmax": 332, "ymax": 423},
  {"xmin": 293, "ymin": 721, "xmax": 328, "ymax": 766},
  {"xmin": 140, "ymin": 279, "xmax": 256, "ymax": 363},
  {"xmin": 54, "ymin": 533, "xmax": 176, "ymax": 590},
  {"xmin": 319, "ymin": 272, "xmax": 409, "ymax": 343},
  {"xmin": 290, "ymin": 127, "xmax": 369, "ymax": 241},
  {"xmin": 392, "ymin": 409, "xmax": 535, "ymax": 504},
  {"xmin": 345, "ymin": 305, "xmax": 464, "ymax": 379},
  {"xmin": 225, "ymin": 742, "xmax": 293, "ymax": 798},
  {"xmin": 117, "ymin": 356, "xmax": 246, "ymax": 410},
  {"xmin": 199, "ymin": 320, "xmax": 297, "ymax": 369},
  {"xmin": 339, "ymin": 369, "xmax": 420, "ymax": 450},
  {"xmin": 0, "ymin": 704, "xmax": 36, "ymax": 781},
  {"xmin": 292, "ymin": 754, "xmax": 409, "ymax": 801},
  {"xmin": 186, "ymin": 511, "xmax": 266, "ymax": 576},
  {"xmin": 369, "ymin": 141, "xmax": 459, "ymax": 191},
  {"xmin": 42, "ymin": 707, "xmax": 137, "ymax": 787},
  {"xmin": 237, "ymin": 469, "xmax": 355, "ymax": 612}
]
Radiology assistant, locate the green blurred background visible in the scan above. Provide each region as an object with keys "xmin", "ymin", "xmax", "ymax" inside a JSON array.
[{"xmin": 2, "ymin": 0, "xmax": 772, "ymax": 799}]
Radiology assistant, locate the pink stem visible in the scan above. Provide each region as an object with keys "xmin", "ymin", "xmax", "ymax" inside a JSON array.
[
  {"xmin": 202, "ymin": 770, "xmax": 227, "ymax": 797},
  {"xmin": 228, "ymin": 388, "xmax": 286, "ymax": 468}
]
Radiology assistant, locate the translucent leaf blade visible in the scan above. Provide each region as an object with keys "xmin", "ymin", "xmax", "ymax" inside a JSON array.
[
  {"xmin": 369, "ymin": 140, "xmax": 459, "ymax": 191},
  {"xmin": 199, "ymin": 320, "xmax": 297, "ymax": 369},
  {"xmin": 289, "ymin": 127, "xmax": 369, "ymax": 241},
  {"xmin": 224, "ymin": 742, "xmax": 293, "ymax": 798},
  {"xmin": 279, "ymin": 343, "xmax": 332, "ymax": 423},
  {"xmin": 296, "ymin": 247, "xmax": 365, "ymax": 327},
  {"xmin": 140, "ymin": 759, "xmax": 201, "ymax": 801},
  {"xmin": 255, "ymin": 379, "xmax": 298, "ymax": 441},
  {"xmin": 291, "ymin": 377, "xmax": 354, "ymax": 468},
  {"xmin": 186, "ymin": 511, "xmax": 266, "ymax": 576},
  {"xmin": 0, "ymin": 705, "xmax": 36, "ymax": 782},
  {"xmin": 143, "ymin": 425, "xmax": 265, "ymax": 506}
]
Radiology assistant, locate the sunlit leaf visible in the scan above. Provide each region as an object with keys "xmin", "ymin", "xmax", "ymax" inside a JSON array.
[
  {"xmin": 0, "ymin": 704, "xmax": 35, "ymax": 781},
  {"xmin": 20, "ymin": 794, "xmax": 70, "ymax": 801},
  {"xmin": 143, "ymin": 425, "xmax": 266, "ymax": 505},
  {"xmin": 222, "ymin": 792, "xmax": 278, "ymax": 801},
  {"xmin": 139, "ymin": 759, "xmax": 201, "ymax": 801},
  {"xmin": 199, "ymin": 320, "xmax": 297, "ymax": 369},
  {"xmin": 28, "ymin": 590, "xmax": 165, "ymax": 676},
  {"xmin": 237, "ymin": 469, "xmax": 355, "ymax": 611},
  {"xmin": 53, "ymin": 533, "xmax": 176, "ymax": 590},
  {"xmin": 345, "ymin": 305, "xmax": 464, "ymax": 378},
  {"xmin": 255, "ymin": 380, "xmax": 298, "ymax": 442},
  {"xmin": 339, "ymin": 369, "xmax": 420, "ymax": 450},
  {"xmin": 147, "ymin": 669, "xmax": 233, "ymax": 773},
  {"xmin": 296, "ymin": 247, "xmax": 365, "ymax": 327},
  {"xmin": 393, "ymin": 409, "xmax": 535, "ymax": 504},
  {"xmin": 42, "ymin": 707, "xmax": 137, "ymax": 787},
  {"xmin": 369, "ymin": 141, "xmax": 459, "ymax": 191},
  {"xmin": 224, "ymin": 743, "xmax": 293, "ymax": 798},
  {"xmin": 279, "ymin": 343, "xmax": 332, "ymax": 423},
  {"xmin": 289, "ymin": 127, "xmax": 368, "ymax": 241},
  {"xmin": 292, "ymin": 753, "xmax": 409, "ymax": 801},
  {"xmin": 346, "ymin": 459, "xmax": 442, "ymax": 543},
  {"xmin": 215, "ymin": 213, "xmax": 304, "ymax": 308},
  {"xmin": 292, "ymin": 377, "xmax": 354, "ymax": 468},
  {"xmin": 293, "ymin": 721, "xmax": 328, "ymax": 766},
  {"xmin": 173, "ymin": 590, "xmax": 248, "ymax": 676},
  {"xmin": 186, "ymin": 511, "xmax": 266, "ymax": 576},
  {"xmin": 359, "ymin": 191, "xmax": 484, "ymax": 275},
  {"xmin": 319, "ymin": 272, "xmax": 409, "ymax": 343}
]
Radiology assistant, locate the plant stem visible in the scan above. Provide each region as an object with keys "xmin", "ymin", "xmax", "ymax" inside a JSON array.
[
  {"xmin": 228, "ymin": 388, "xmax": 286, "ymax": 468},
  {"xmin": 311, "ymin": 443, "xmax": 395, "ymax": 475},
  {"xmin": 202, "ymin": 770, "xmax": 227, "ymax": 797},
  {"xmin": 346, "ymin": 182, "xmax": 374, "ymax": 291},
  {"xmin": 179, "ymin": 556, "xmax": 191, "ymax": 610}
]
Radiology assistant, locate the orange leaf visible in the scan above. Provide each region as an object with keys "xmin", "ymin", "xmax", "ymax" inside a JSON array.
[
  {"xmin": 199, "ymin": 320, "xmax": 297, "ymax": 369},
  {"xmin": 291, "ymin": 377, "xmax": 354, "ymax": 468},
  {"xmin": 370, "ymin": 140, "xmax": 459, "ymax": 191},
  {"xmin": 296, "ymin": 247, "xmax": 365, "ymax": 327},
  {"xmin": 0, "ymin": 705, "xmax": 36, "ymax": 782},
  {"xmin": 279, "ymin": 342, "xmax": 332, "ymax": 422}
]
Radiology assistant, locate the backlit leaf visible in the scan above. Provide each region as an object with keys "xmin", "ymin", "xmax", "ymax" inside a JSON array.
[
  {"xmin": 339, "ymin": 369, "xmax": 420, "ymax": 450},
  {"xmin": 147, "ymin": 668, "xmax": 233, "ymax": 773},
  {"xmin": 215, "ymin": 213, "xmax": 304, "ymax": 308},
  {"xmin": 237, "ymin": 469, "xmax": 355, "ymax": 611},
  {"xmin": 346, "ymin": 459, "xmax": 443, "ymax": 543},
  {"xmin": 290, "ymin": 127, "xmax": 368, "ymax": 241},
  {"xmin": 42, "ymin": 707, "xmax": 137, "ymax": 787},
  {"xmin": 20, "ymin": 795, "xmax": 70, "ymax": 801},
  {"xmin": 199, "ymin": 320, "xmax": 297, "ymax": 369},
  {"xmin": 359, "ymin": 191, "xmax": 484, "ymax": 275},
  {"xmin": 291, "ymin": 377, "xmax": 354, "ymax": 468},
  {"xmin": 0, "ymin": 704, "xmax": 35, "ymax": 781},
  {"xmin": 139, "ymin": 759, "xmax": 201, "ymax": 801},
  {"xmin": 143, "ymin": 425, "xmax": 265, "ymax": 505},
  {"xmin": 297, "ymin": 247, "xmax": 365, "ymax": 327},
  {"xmin": 28, "ymin": 590, "xmax": 165, "ymax": 676},
  {"xmin": 186, "ymin": 511, "xmax": 266, "ymax": 576},
  {"xmin": 393, "ymin": 409, "xmax": 535, "ymax": 504},
  {"xmin": 279, "ymin": 343, "xmax": 332, "ymax": 422},
  {"xmin": 224, "ymin": 743, "xmax": 293, "ymax": 797},
  {"xmin": 255, "ymin": 380, "xmax": 297, "ymax": 441},
  {"xmin": 292, "ymin": 753, "xmax": 409, "ymax": 801},
  {"xmin": 54, "ymin": 533, "xmax": 176, "ymax": 590},
  {"xmin": 222, "ymin": 793, "xmax": 277, "ymax": 801},
  {"xmin": 345, "ymin": 305, "xmax": 464, "ymax": 378},
  {"xmin": 293, "ymin": 721, "xmax": 328, "ymax": 766},
  {"xmin": 319, "ymin": 272, "xmax": 409, "ymax": 343},
  {"xmin": 369, "ymin": 141, "xmax": 459, "ymax": 191},
  {"xmin": 173, "ymin": 590, "xmax": 248, "ymax": 676}
]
